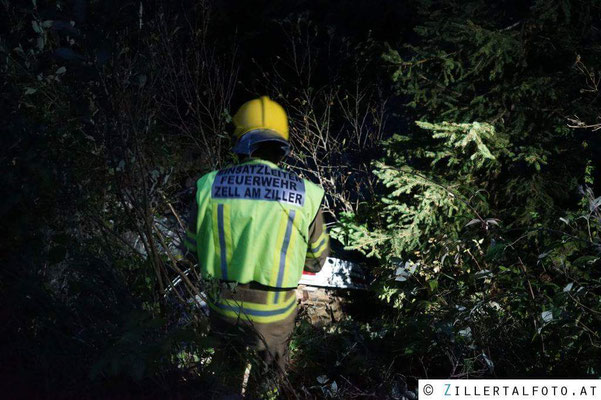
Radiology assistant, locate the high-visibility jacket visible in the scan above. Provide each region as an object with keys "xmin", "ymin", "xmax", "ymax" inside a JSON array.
[{"xmin": 184, "ymin": 159, "xmax": 327, "ymax": 322}]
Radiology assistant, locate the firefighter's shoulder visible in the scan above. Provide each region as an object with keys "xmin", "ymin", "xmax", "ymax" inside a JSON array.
[{"xmin": 196, "ymin": 170, "xmax": 219, "ymax": 189}]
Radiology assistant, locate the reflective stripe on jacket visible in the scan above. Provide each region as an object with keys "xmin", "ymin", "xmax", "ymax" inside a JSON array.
[{"xmin": 207, "ymin": 282, "xmax": 298, "ymax": 324}]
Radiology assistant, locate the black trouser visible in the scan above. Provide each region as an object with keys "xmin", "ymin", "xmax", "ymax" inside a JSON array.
[{"xmin": 207, "ymin": 285, "xmax": 297, "ymax": 398}]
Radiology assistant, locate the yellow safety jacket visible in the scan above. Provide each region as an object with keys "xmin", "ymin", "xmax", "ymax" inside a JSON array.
[{"xmin": 186, "ymin": 159, "xmax": 326, "ymax": 323}]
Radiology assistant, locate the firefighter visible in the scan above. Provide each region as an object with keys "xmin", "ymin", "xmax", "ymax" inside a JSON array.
[{"xmin": 183, "ymin": 96, "xmax": 330, "ymax": 398}]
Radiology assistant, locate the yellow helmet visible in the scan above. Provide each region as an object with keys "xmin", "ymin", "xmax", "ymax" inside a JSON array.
[
  {"xmin": 233, "ymin": 96, "xmax": 289, "ymax": 139},
  {"xmin": 231, "ymin": 96, "xmax": 290, "ymax": 156}
]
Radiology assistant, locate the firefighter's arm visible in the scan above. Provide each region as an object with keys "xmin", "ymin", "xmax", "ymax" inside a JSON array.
[
  {"xmin": 304, "ymin": 207, "xmax": 330, "ymax": 273},
  {"xmin": 180, "ymin": 196, "xmax": 199, "ymax": 264}
]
